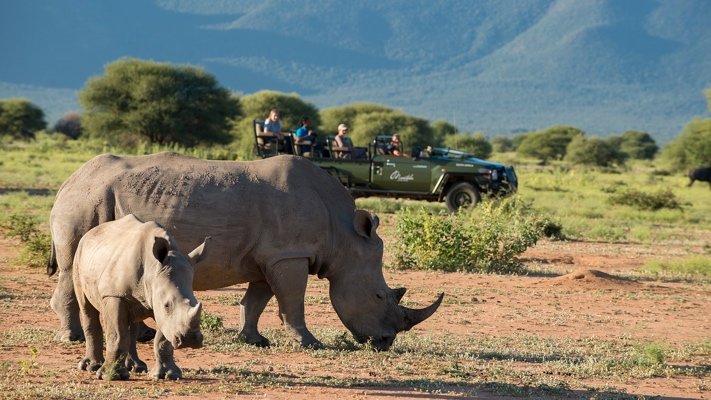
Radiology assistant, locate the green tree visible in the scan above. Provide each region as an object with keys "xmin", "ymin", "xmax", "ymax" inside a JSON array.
[
  {"xmin": 319, "ymin": 103, "xmax": 393, "ymax": 135},
  {"xmin": 491, "ymin": 135, "xmax": 514, "ymax": 152},
  {"xmin": 430, "ymin": 119, "xmax": 457, "ymax": 144},
  {"xmin": 52, "ymin": 112, "xmax": 82, "ymax": 139},
  {"xmin": 660, "ymin": 118, "xmax": 711, "ymax": 171},
  {"xmin": 444, "ymin": 133, "xmax": 493, "ymax": 159},
  {"xmin": 517, "ymin": 125, "xmax": 584, "ymax": 163},
  {"xmin": 236, "ymin": 90, "xmax": 319, "ymax": 157},
  {"xmin": 565, "ymin": 135, "xmax": 623, "ymax": 167},
  {"xmin": 0, "ymin": 98, "xmax": 46, "ymax": 140},
  {"xmin": 79, "ymin": 58, "xmax": 239, "ymax": 147},
  {"xmin": 350, "ymin": 111, "xmax": 433, "ymax": 149},
  {"xmin": 616, "ymin": 130, "xmax": 658, "ymax": 160},
  {"xmin": 320, "ymin": 103, "xmax": 435, "ymax": 149}
]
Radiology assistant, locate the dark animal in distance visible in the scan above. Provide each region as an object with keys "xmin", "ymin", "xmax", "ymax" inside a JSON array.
[{"xmin": 688, "ymin": 167, "xmax": 711, "ymax": 187}]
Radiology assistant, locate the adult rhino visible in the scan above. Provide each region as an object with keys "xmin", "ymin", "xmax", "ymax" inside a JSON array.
[{"xmin": 49, "ymin": 152, "xmax": 442, "ymax": 351}]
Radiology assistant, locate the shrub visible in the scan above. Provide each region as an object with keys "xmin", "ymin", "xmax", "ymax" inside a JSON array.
[
  {"xmin": 0, "ymin": 214, "xmax": 51, "ymax": 268},
  {"xmin": 607, "ymin": 188, "xmax": 683, "ymax": 211},
  {"xmin": 200, "ymin": 312, "xmax": 224, "ymax": 332},
  {"xmin": 393, "ymin": 197, "xmax": 547, "ymax": 274}
]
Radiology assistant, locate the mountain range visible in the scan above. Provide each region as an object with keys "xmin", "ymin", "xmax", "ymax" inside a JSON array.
[{"xmin": 1, "ymin": 0, "xmax": 710, "ymax": 143}]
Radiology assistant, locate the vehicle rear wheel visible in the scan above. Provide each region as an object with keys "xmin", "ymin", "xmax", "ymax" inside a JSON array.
[{"xmin": 445, "ymin": 182, "xmax": 481, "ymax": 212}]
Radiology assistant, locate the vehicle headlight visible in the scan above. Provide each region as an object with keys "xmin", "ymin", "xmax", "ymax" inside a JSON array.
[{"xmin": 491, "ymin": 169, "xmax": 498, "ymax": 180}]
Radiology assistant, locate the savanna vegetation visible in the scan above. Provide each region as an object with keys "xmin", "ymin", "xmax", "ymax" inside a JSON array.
[{"xmin": 0, "ymin": 58, "xmax": 710, "ymax": 398}]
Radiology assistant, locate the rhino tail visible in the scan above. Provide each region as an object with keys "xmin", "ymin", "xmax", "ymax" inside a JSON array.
[{"xmin": 47, "ymin": 240, "xmax": 57, "ymax": 276}]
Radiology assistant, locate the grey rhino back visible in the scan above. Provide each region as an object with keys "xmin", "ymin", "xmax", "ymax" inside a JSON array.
[{"xmin": 51, "ymin": 152, "xmax": 356, "ymax": 290}]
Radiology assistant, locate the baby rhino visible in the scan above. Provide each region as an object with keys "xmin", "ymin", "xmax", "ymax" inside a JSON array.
[{"xmin": 73, "ymin": 214, "xmax": 208, "ymax": 380}]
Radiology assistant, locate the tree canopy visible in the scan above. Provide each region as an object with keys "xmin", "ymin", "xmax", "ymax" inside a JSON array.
[
  {"xmin": 0, "ymin": 98, "xmax": 46, "ymax": 140},
  {"xmin": 564, "ymin": 136, "xmax": 623, "ymax": 167},
  {"xmin": 444, "ymin": 133, "xmax": 493, "ymax": 159},
  {"xmin": 79, "ymin": 58, "xmax": 239, "ymax": 147},
  {"xmin": 660, "ymin": 118, "xmax": 711, "ymax": 171},
  {"xmin": 516, "ymin": 125, "xmax": 584, "ymax": 163}
]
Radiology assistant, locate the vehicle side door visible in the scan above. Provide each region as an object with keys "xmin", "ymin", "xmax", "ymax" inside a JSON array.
[{"xmin": 370, "ymin": 155, "xmax": 432, "ymax": 192}]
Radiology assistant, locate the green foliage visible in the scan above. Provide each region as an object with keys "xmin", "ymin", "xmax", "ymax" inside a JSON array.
[
  {"xmin": 0, "ymin": 98, "xmax": 46, "ymax": 140},
  {"xmin": 79, "ymin": 58, "xmax": 239, "ymax": 147},
  {"xmin": 236, "ymin": 90, "xmax": 319, "ymax": 158},
  {"xmin": 564, "ymin": 135, "xmax": 624, "ymax": 167},
  {"xmin": 443, "ymin": 133, "xmax": 492, "ymax": 159},
  {"xmin": 0, "ymin": 213, "xmax": 51, "ymax": 268},
  {"xmin": 51, "ymin": 112, "xmax": 82, "ymax": 139},
  {"xmin": 319, "ymin": 103, "xmax": 436, "ymax": 149},
  {"xmin": 644, "ymin": 256, "xmax": 711, "ymax": 278},
  {"xmin": 200, "ymin": 312, "xmax": 225, "ymax": 333},
  {"xmin": 607, "ymin": 188, "xmax": 683, "ymax": 211},
  {"xmin": 632, "ymin": 343, "xmax": 666, "ymax": 368},
  {"xmin": 430, "ymin": 119, "xmax": 457, "ymax": 144},
  {"xmin": 393, "ymin": 197, "xmax": 546, "ymax": 273},
  {"xmin": 491, "ymin": 135, "xmax": 514, "ymax": 152},
  {"xmin": 660, "ymin": 118, "xmax": 711, "ymax": 171},
  {"xmin": 618, "ymin": 130, "xmax": 658, "ymax": 160},
  {"xmin": 516, "ymin": 125, "xmax": 584, "ymax": 163}
]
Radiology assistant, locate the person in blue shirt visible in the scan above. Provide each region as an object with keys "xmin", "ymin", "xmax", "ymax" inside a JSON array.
[{"xmin": 294, "ymin": 116, "xmax": 318, "ymax": 155}]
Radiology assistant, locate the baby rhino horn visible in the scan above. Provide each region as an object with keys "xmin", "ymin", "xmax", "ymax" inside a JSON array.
[{"xmin": 189, "ymin": 302, "xmax": 202, "ymax": 322}]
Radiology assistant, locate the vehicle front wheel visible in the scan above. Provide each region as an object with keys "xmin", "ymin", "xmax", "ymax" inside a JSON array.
[{"xmin": 445, "ymin": 182, "xmax": 481, "ymax": 213}]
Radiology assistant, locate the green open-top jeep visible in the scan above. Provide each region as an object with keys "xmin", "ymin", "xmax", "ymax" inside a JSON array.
[{"xmin": 253, "ymin": 120, "xmax": 517, "ymax": 212}]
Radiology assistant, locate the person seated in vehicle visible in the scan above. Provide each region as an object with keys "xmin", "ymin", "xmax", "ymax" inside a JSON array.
[
  {"xmin": 294, "ymin": 116, "xmax": 321, "ymax": 156},
  {"xmin": 334, "ymin": 123, "xmax": 366, "ymax": 159},
  {"xmin": 263, "ymin": 108, "xmax": 291, "ymax": 153},
  {"xmin": 386, "ymin": 134, "xmax": 409, "ymax": 157}
]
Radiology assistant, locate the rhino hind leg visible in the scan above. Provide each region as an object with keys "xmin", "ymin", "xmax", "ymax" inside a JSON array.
[
  {"xmin": 151, "ymin": 330, "xmax": 182, "ymax": 380},
  {"xmin": 77, "ymin": 289, "xmax": 103, "ymax": 372},
  {"xmin": 51, "ymin": 269, "xmax": 84, "ymax": 342},
  {"xmin": 267, "ymin": 259, "xmax": 323, "ymax": 349},
  {"xmin": 238, "ymin": 281, "xmax": 274, "ymax": 347}
]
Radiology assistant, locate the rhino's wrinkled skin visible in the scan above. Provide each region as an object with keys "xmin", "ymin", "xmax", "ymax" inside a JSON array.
[
  {"xmin": 50, "ymin": 153, "xmax": 442, "ymax": 351},
  {"xmin": 73, "ymin": 214, "xmax": 207, "ymax": 380}
]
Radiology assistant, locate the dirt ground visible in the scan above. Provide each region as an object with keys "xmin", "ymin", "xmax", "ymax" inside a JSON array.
[{"xmin": 0, "ymin": 235, "xmax": 709, "ymax": 399}]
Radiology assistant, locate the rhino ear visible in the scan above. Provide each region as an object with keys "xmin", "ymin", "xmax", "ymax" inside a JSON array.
[
  {"xmin": 188, "ymin": 236, "xmax": 211, "ymax": 265},
  {"xmin": 152, "ymin": 236, "xmax": 171, "ymax": 264},
  {"xmin": 353, "ymin": 209, "xmax": 379, "ymax": 239}
]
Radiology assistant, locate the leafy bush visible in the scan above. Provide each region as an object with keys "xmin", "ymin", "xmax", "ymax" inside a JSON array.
[
  {"xmin": 564, "ymin": 135, "xmax": 624, "ymax": 167},
  {"xmin": 607, "ymin": 188, "xmax": 683, "ymax": 211},
  {"xmin": 393, "ymin": 197, "xmax": 548, "ymax": 274},
  {"xmin": 200, "ymin": 312, "xmax": 224, "ymax": 332},
  {"xmin": 0, "ymin": 214, "xmax": 51, "ymax": 268},
  {"xmin": 516, "ymin": 125, "xmax": 584, "ymax": 163}
]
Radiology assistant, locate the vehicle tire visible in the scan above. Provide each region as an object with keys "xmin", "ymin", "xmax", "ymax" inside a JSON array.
[{"xmin": 445, "ymin": 182, "xmax": 481, "ymax": 213}]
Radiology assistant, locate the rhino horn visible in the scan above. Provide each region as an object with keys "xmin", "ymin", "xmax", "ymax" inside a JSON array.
[
  {"xmin": 399, "ymin": 292, "xmax": 444, "ymax": 332},
  {"xmin": 392, "ymin": 287, "xmax": 407, "ymax": 302},
  {"xmin": 189, "ymin": 302, "xmax": 202, "ymax": 322}
]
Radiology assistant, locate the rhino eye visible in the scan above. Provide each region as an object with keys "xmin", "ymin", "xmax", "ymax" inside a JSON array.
[{"xmin": 375, "ymin": 292, "xmax": 384, "ymax": 300}]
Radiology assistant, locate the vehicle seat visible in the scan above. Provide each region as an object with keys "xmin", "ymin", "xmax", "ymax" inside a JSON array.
[
  {"xmin": 291, "ymin": 132, "xmax": 314, "ymax": 157},
  {"xmin": 328, "ymin": 136, "xmax": 352, "ymax": 159}
]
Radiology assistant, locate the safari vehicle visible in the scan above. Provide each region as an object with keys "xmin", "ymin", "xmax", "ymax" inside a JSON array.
[{"xmin": 253, "ymin": 120, "xmax": 517, "ymax": 212}]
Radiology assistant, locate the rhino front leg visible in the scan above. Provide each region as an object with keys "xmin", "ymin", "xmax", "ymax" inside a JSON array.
[
  {"xmin": 50, "ymin": 268, "xmax": 84, "ymax": 342},
  {"xmin": 125, "ymin": 322, "xmax": 148, "ymax": 373},
  {"xmin": 77, "ymin": 296, "xmax": 103, "ymax": 372},
  {"xmin": 239, "ymin": 281, "xmax": 274, "ymax": 347},
  {"xmin": 96, "ymin": 297, "xmax": 130, "ymax": 381},
  {"xmin": 267, "ymin": 258, "xmax": 323, "ymax": 349},
  {"xmin": 151, "ymin": 329, "xmax": 182, "ymax": 380}
]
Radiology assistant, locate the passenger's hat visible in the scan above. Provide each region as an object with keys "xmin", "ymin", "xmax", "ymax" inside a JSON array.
[{"xmin": 338, "ymin": 123, "xmax": 348, "ymax": 131}]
